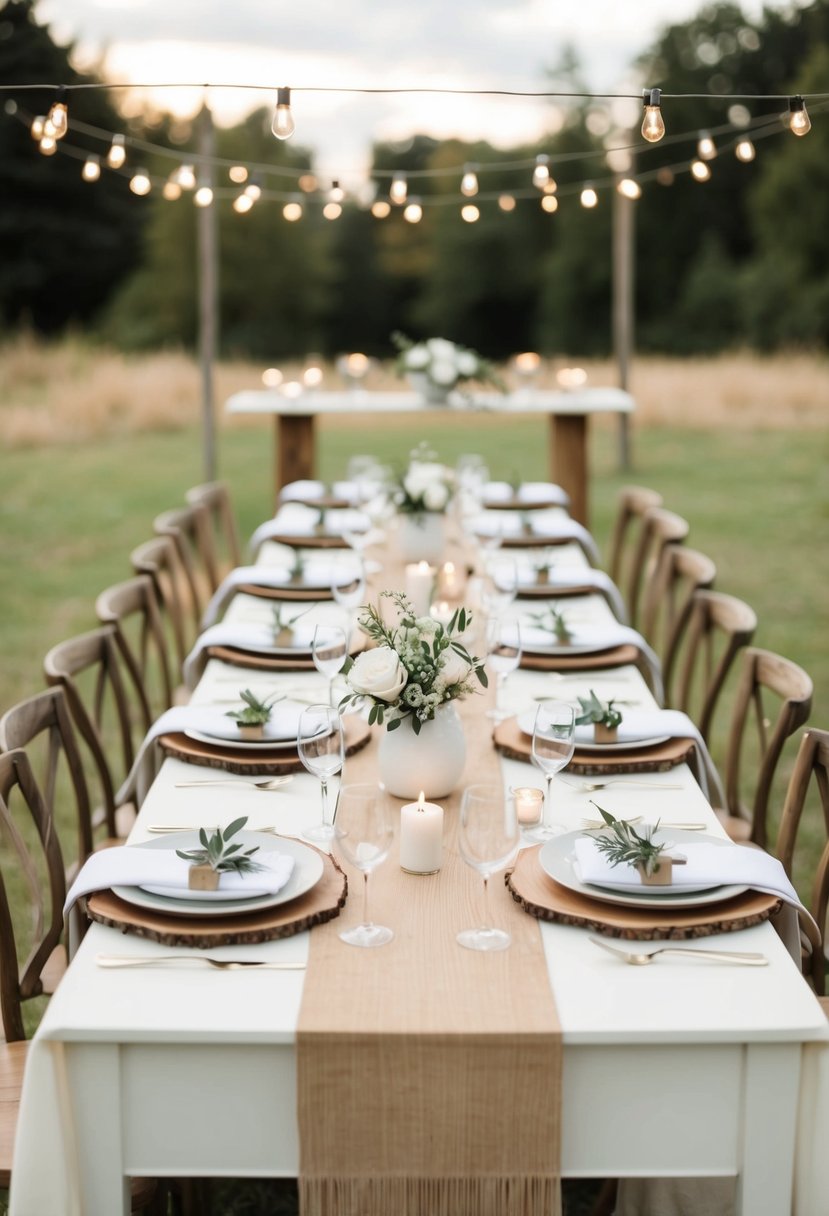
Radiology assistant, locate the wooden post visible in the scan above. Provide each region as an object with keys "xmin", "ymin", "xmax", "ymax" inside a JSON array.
[
  {"xmin": 198, "ymin": 103, "xmax": 218, "ymax": 482},
  {"xmin": 550, "ymin": 415, "xmax": 588, "ymax": 528},
  {"xmin": 612, "ymin": 172, "xmax": 635, "ymax": 472}
]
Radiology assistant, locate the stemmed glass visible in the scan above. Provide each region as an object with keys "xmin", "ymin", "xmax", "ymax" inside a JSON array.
[
  {"xmin": 331, "ymin": 559, "xmax": 366, "ymax": 631},
  {"xmin": 297, "ymin": 704, "xmax": 344, "ymax": 844},
  {"xmin": 524, "ymin": 699, "xmax": 576, "ymax": 843},
  {"xmin": 312, "ymin": 623, "xmax": 348, "ymax": 705},
  {"xmin": 480, "ymin": 555, "xmax": 518, "ymax": 617},
  {"xmin": 334, "ymin": 782, "xmax": 394, "ymax": 947},
  {"xmin": 485, "ymin": 617, "xmax": 522, "ymax": 721},
  {"xmin": 456, "ymin": 784, "xmax": 520, "ymax": 952}
]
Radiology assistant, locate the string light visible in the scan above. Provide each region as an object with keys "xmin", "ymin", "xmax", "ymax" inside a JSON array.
[
  {"xmin": 403, "ymin": 199, "xmax": 422, "ymax": 223},
  {"xmin": 542, "ymin": 176, "xmax": 558, "ymax": 194},
  {"xmin": 389, "ymin": 172, "xmax": 408, "ymax": 204},
  {"xmin": 735, "ymin": 138, "xmax": 756, "ymax": 162},
  {"xmin": 163, "ymin": 180, "xmax": 182, "ymax": 200},
  {"xmin": 271, "ymin": 86, "xmax": 295, "ymax": 140},
  {"xmin": 371, "ymin": 199, "xmax": 391, "ymax": 218},
  {"xmin": 788, "ymin": 95, "xmax": 811, "ymax": 136},
  {"xmin": 298, "ymin": 173, "xmax": 318, "ymax": 192},
  {"xmin": 532, "ymin": 154, "xmax": 550, "ymax": 189},
  {"xmin": 30, "ymin": 115, "xmax": 45, "ymax": 140},
  {"xmin": 283, "ymin": 200, "xmax": 303, "ymax": 220},
  {"xmin": 461, "ymin": 203, "xmax": 479, "ymax": 222},
  {"xmin": 244, "ymin": 180, "xmax": 262, "ymax": 202},
  {"xmin": 38, "ymin": 135, "xmax": 57, "ymax": 156},
  {"xmin": 697, "ymin": 131, "xmax": 717, "ymax": 159},
  {"xmin": 540, "ymin": 194, "xmax": 558, "ymax": 213},
  {"xmin": 229, "ymin": 164, "xmax": 248, "ymax": 183},
  {"xmin": 194, "ymin": 185, "xmax": 213, "ymax": 207},
  {"xmin": 690, "ymin": 159, "xmax": 711, "ymax": 181},
  {"xmin": 233, "ymin": 191, "xmax": 254, "ymax": 213},
  {"xmin": 323, "ymin": 201, "xmax": 342, "ymax": 220},
  {"xmin": 107, "ymin": 133, "xmax": 126, "ymax": 168},
  {"xmin": 129, "ymin": 168, "xmax": 151, "ymax": 195},
  {"xmin": 329, "ymin": 179, "xmax": 345, "ymax": 203},
  {"xmin": 81, "ymin": 154, "xmax": 101, "ymax": 182},
  {"xmin": 580, "ymin": 183, "xmax": 598, "ymax": 208},
  {"xmin": 498, "ymin": 194, "xmax": 516, "ymax": 212},
  {"xmin": 616, "ymin": 177, "xmax": 641, "ymax": 199},
  {"xmin": 46, "ymin": 88, "xmax": 68, "ymax": 140},
  {"xmin": 175, "ymin": 163, "xmax": 196, "ymax": 190},
  {"xmin": 460, "ymin": 164, "xmax": 479, "ymax": 196},
  {"xmin": 641, "ymin": 87, "xmax": 666, "ymax": 143}
]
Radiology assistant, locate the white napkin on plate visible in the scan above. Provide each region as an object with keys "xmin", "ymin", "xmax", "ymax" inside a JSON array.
[
  {"xmin": 279, "ymin": 479, "xmax": 359, "ymax": 504},
  {"xmin": 574, "ymin": 835, "xmax": 809, "ymax": 921},
  {"xmin": 64, "ymin": 842, "xmax": 295, "ymax": 916},
  {"xmin": 249, "ymin": 505, "xmax": 370, "ymax": 555},
  {"xmin": 116, "ymin": 703, "xmax": 305, "ymax": 806},
  {"xmin": 201, "ymin": 560, "xmax": 339, "ymax": 628},
  {"xmin": 517, "ymin": 620, "xmax": 664, "ymax": 705},
  {"xmin": 482, "ymin": 481, "xmax": 570, "ymax": 509},
  {"xmin": 183, "ymin": 620, "xmax": 316, "ymax": 688},
  {"xmin": 502, "ymin": 564, "xmax": 627, "ymax": 622},
  {"xmin": 471, "ymin": 511, "xmax": 601, "ymax": 565}
]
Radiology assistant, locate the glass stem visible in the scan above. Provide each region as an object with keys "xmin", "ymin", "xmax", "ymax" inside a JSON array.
[
  {"xmin": 481, "ymin": 874, "xmax": 490, "ymax": 930},
  {"xmin": 320, "ymin": 777, "xmax": 332, "ymax": 827},
  {"xmin": 542, "ymin": 773, "xmax": 554, "ymax": 829},
  {"xmin": 362, "ymin": 871, "xmax": 371, "ymax": 927}
]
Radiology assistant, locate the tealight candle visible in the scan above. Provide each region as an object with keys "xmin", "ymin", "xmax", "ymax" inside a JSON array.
[
  {"xmin": 437, "ymin": 560, "xmax": 464, "ymax": 601},
  {"xmin": 404, "ymin": 561, "xmax": 434, "ymax": 617},
  {"xmin": 400, "ymin": 791, "xmax": 444, "ymax": 875},
  {"xmin": 429, "ymin": 599, "xmax": 454, "ymax": 627},
  {"xmin": 511, "ymin": 786, "xmax": 544, "ymax": 827}
]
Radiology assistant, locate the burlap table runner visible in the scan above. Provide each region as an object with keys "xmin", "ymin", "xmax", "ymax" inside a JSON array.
[{"xmin": 297, "ymin": 678, "xmax": 563, "ymax": 1215}]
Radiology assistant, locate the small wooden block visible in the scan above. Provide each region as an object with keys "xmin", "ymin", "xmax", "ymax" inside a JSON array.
[
  {"xmin": 636, "ymin": 855, "xmax": 686, "ymax": 886},
  {"xmin": 594, "ymin": 723, "xmax": 618, "ymax": 744},
  {"xmin": 188, "ymin": 864, "xmax": 220, "ymax": 892}
]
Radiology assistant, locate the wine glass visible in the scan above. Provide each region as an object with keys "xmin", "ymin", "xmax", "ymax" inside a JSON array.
[
  {"xmin": 480, "ymin": 554, "xmax": 518, "ymax": 617},
  {"xmin": 331, "ymin": 558, "xmax": 366, "ymax": 630},
  {"xmin": 485, "ymin": 617, "xmax": 522, "ymax": 721},
  {"xmin": 297, "ymin": 704, "xmax": 344, "ymax": 843},
  {"xmin": 524, "ymin": 699, "xmax": 576, "ymax": 843},
  {"xmin": 456, "ymin": 784, "xmax": 520, "ymax": 952},
  {"xmin": 312, "ymin": 623, "xmax": 348, "ymax": 705},
  {"xmin": 334, "ymin": 782, "xmax": 394, "ymax": 947}
]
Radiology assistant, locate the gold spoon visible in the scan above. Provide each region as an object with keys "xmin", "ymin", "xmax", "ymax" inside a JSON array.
[{"xmin": 589, "ymin": 936, "xmax": 767, "ymax": 966}]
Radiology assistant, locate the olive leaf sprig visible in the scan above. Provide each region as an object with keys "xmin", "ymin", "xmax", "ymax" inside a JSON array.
[
  {"xmin": 574, "ymin": 688, "xmax": 623, "ymax": 730},
  {"xmin": 587, "ymin": 805, "xmax": 665, "ymax": 877},
  {"xmin": 176, "ymin": 817, "xmax": 266, "ymax": 876}
]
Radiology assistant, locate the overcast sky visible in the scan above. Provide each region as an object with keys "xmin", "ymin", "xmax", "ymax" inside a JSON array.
[{"xmin": 36, "ymin": 0, "xmax": 793, "ymax": 179}]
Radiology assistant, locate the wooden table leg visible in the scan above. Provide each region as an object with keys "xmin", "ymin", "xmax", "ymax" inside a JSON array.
[
  {"xmin": 550, "ymin": 414, "xmax": 588, "ymax": 527},
  {"xmin": 274, "ymin": 415, "xmax": 316, "ymax": 506}
]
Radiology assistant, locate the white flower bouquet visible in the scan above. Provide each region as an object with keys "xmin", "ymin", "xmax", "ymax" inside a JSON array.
[
  {"xmin": 390, "ymin": 442, "xmax": 454, "ymax": 515},
  {"xmin": 340, "ymin": 592, "xmax": 488, "ymax": 733},
  {"xmin": 393, "ymin": 331, "xmax": 505, "ymax": 396}
]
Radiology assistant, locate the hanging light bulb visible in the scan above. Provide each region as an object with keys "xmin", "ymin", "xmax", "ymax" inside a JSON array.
[
  {"xmin": 244, "ymin": 180, "xmax": 262, "ymax": 202},
  {"xmin": 129, "ymin": 168, "xmax": 151, "ymax": 196},
  {"xmin": 580, "ymin": 184, "xmax": 598, "ymax": 209},
  {"xmin": 460, "ymin": 164, "xmax": 479, "ymax": 197},
  {"xmin": 641, "ymin": 88, "xmax": 665, "ymax": 143},
  {"xmin": 30, "ymin": 115, "xmax": 46, "ymax": 140},
  {"xmin": 403, "ymin": 199, "xmax": 422, "ymax": 223},
  {"xmin": 389, "ymin": 173, "xmax": 407, "ymax": 205},
  {"xmin": 788, "ymin": 95, "xmax": 811, "ymax": 136},
  {"xmin": 371, "ymin": 199, "xmax": 391, "ymax": 218},
  {"xmin": 283, "ymin": 199, "xmax": 304, "ymax": 221},
  {"xmin": 163, "ymin": 180, "xmax": 182, "ymax": 200},
  {"xmin": 233, "ymin": 192, "xmax": 254, "ymax": 214},
  {"xmin": 690, "ymin": 159, "xmax": 711, "ymax": 182},
  {"xmin": 47, "ymin": 88, "xmax": 68, "ymax": 140},
  {"xmin": 329, "ymin": 179, "xmax": 345, "ymax": 203},
  {"xmin": 540, "ymin": 195, "xmax": 558, "ymax": 214},
  {"xmin": 175, "ymin": 163, "xmax": 197, "ymax": 190},
  {"xmin": 194, "ymin": 186, "xmax": 213, "ymax": 207},
  {"xmin": 38, "ymin": 136, "xmax": 57, "ymax": 157},
  {"xmin": 498, "ymin": 194, "xmax": 516, "ymax": 212},
  {"xmin": 322, "ymin": 201, "xmax": 342, "ymax": 220},
  {"xmin": 228, "ymin": 165, "xmax": 248, "ymax": 184},
  {"xmin": 82, "ymin": 154, "xmax": 101, "ymax": 182},
  {"xmin": 271, "ymin": 86, "xmax": 295, "ymax": 140},
  {"xmin": 298, "ymin": 173, "xmax": 318, "ymax": 193},
  {"xmin": 616, "ymin": 177, "xmax": 642, "ymax": 200},
  {"xmin": 697, "ymin": 131, "xmax": 717, "ymax": 160},
  {"xmin": 107, "ymin": 134, "xmax": 126, "ymax": 169},
  {"xmin": 542, "ymin": 176, "xmax": 558, "ymax": 194},
  {"xmin": 735, "ymin": 138, "xmax": 756, "ymax": 163},
  {"xmin": 461, "ymin": 204, "xmax": 480, "ymax": 222},
  {"xmin": 532, "ymin": 154, "xmax": 550, "ymax": 189}
]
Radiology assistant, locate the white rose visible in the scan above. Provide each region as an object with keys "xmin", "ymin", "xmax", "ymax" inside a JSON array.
[
  {"xmin": 423, "ymin": 482, "xmax": 449, "ymax": 511},
  {"xmin": 404, "ymin": 461, "xmax": 446, "ymax": 499},
  {"xmin": 430, "ymin": 359, "xmax": 458, "ymax": 386},
  {"xmin": 404, "ymin": 344, "xmax": 430, "ymax": 370},
  {"xmin": 427, "ymin": 338, "xmax": 456, "ymax": 361},
  {"xmin": 456, "ymin": 351, "xmax": 478, "ymax": 377},
  {"xmin": 347, "ymin": 646, "xmax": 407, "ymax": 702}
]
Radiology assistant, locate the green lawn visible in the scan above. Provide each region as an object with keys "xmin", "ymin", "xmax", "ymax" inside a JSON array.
[{"xmin": 1, "ymin": 412, "xmax": 826, "ymax": 892}]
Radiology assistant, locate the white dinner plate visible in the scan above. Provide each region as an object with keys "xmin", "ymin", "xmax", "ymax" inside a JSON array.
[
  {"xmin": 182, "ymin": 706, "xmax": 325, "ymax": 750},
  {"xmin": 518, "ymin": 625, "xmax": 616, "ymax": 657},
  {"xmin": 184, "ymin": 728, "xmax": 300, "ymax": 752},
  {"xmin": 515, "ymin": 710, "xmax": 669, "ymax": 753},
  {"xmin": 538, "ymin": 831, "xmax": 747, "ymax": 909},
  {"xmin": 113, "ymin": 833, "xmax": 324, "ymax": 916}
]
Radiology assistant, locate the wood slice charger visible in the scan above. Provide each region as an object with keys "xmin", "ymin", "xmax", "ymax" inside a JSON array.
[
  {"xmin": 84, "ymin": 843, "xmax": 347, "ymax": 948},
  {"xmin": 206, "ymin": 631, "xmax": 366, "ymax": 674},
  {"xmin": 159, "ymin": 713, "xmax": 371, "ymax": 776},
  {"xmin": 492, "ymin": 715, "xmax": 695, "ymax": 777}
]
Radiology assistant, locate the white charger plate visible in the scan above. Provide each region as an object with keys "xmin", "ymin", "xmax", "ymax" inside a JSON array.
[
  {"xmin": 113, "ymin": 833, "xmax": 324, "ymax": 916},
  {"xmin": 516, "ymin": 710, "xmax": 669, "ymax": 753},
  {"xmin": 538, "ymin": 830, "xmax": 746, "ymax": 909}
]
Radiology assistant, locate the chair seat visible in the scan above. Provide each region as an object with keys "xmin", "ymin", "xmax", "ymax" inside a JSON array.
[
  {"xmin": 715, "ymin": 810, "xmax": 753, "ymax": 843},
  {"xmin": 41, "ymin": 944, "xmax": 68, "ymax": 997}
]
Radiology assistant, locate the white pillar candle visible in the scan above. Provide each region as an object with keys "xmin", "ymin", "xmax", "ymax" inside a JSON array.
[
  {"xmin": 404, "ymin": 561, "xmax": 434, "ymax": 617},
  {"xmin": 437, "ymin": 560, "xmax": 464, "ymax": 601},
  {"xmin": 400, "ymin": 791, "xmax": 444, "ymax": 874}
]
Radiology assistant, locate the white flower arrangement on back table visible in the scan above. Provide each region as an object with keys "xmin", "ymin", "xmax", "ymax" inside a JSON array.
[
  {"xmin": 340, "ymin": 592, "xmax": 488, "ymax": 733},
  {"xmin": 389, "ymin": 442, "xmax": 454, "ymax": 515},
  {"xmin": 393, "ymin": 331, "xmax": 505, "ymax": 397}
]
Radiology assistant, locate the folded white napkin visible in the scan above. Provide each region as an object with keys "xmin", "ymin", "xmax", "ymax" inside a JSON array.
[
  {"xmin": 183, "ymin": 620, "xmax": 316, "ymax": 688},
  {"xmin": 482, "ymin": 481, "xmax": 570, "ymax": 509},
  {"xmin": 64, "ymin": 841, "xmax": 295, "ymax": 916},
  {"xmin": 279, "ymin": 479, "xmax": 359, "ymax": 503},
  {"xmin": 574, "ymin": 836, "xmax": 808, "ymax": 922},
  {"xmin": 471, "ymin": 511, "xmax": 601, "ymax": 565},
  {"xmin": 201, "ymin": 561, "xmax": 338, "ymax": 628},
  {"xmin": 518, "ymin": 619, "xmax": 664, "ymax": 706},
  {"xmin": 116, "ymin": 703, "xmax": 305, "ymax": 806},
  {"xmin": 501, "ymin": 564, "xmax": 627, "ymax": 623},
  {"xmin": 249, "ymin": 505, "xmax": 370, "ymax": 556}
]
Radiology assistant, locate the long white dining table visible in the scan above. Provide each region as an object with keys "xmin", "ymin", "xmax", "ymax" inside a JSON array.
[{"xmin": 9, "ymin": 521, "xmax": 829, "ymax": 1216}]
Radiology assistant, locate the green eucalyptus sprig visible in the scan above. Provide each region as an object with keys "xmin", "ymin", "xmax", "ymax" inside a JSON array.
[
  {"xmin": 225, "ymin": 688, "xmax": 281, "ymax": 726},
  {"xmin": 176, "ymin": 817, "xmax": 266, "ymax": 876},
  {"xmin": 289, "ymin": 550, "xmax": 305, "ymax": 581},
  {"xmin": 586, "ymin": 805, "xmax": 665, "ymax": 877},
  {"xmin": 530, "ymin": 604, "xmax": 571, "ymax": 642},
  {"xmin": 574, "ymin": 688, "xmax": 623, "ymax": 730}
]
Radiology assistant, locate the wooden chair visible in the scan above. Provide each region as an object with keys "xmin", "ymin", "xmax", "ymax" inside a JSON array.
[
  {"xmin": 43, "ymin": 625, "xmax": 150, "ymax": 839},
  {"xmin": 774, "ymin": 728, "xmax": 829, "ymax": 994},
  {"xmin": 185, "ymin": 480, "xmax": 242, "ymax": 584},
  {"xmin": 624, "ymin": 505, "xmax": 689, "ymax": 630},
  {"xmin": 95, "ymin": 575, "xmax": 174, "ymax": 720},
  {"xmin": 0, "ymin": 749, "xmax": 160, "ymax": 1210},
  {"xmin": 154, "ymin": 502, "xmax": 217, "ymax": 624},
  {"xmin": 640, "ymin": 543, "xmax": 717, "ymax": 693},
  {"xmin": 716, "ymin": 647, "xmax": 813, "ymax": 850},
  {"xmin": 131, "ymin": 533, "xmax": 201, "ymax": 674},
  {"xmin": 670, "ymin": 590, "xmax": 758, "ymax": 742},
  {"xmin": 607, "ymin": 484, "xmax": 663, "ymax": 590}
]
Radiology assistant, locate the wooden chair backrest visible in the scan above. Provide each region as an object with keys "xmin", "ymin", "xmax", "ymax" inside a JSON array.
[
  {"xmin": 154, "ymin": 502, "xmax": 217, "ymax": 616},
  {"xmin": 95, "ymin": 575, "xmax": 173, "ymax": 719},
  {"xmin": 640, "ymin": 544, "xmax": 717, "ymax": 693},
  {"xmin": 0, "ymin": 748, "xmax": 67, "ymax": 1041},
  {"xmin": 671, "ymin": 590, "xmax": 758, "ymax": 742},
  {"xmin": 607, "ymin": 485, "xmax": 663, "ymax": 589},
  {"xmin": 0, "ymin": 687, "xmax": 95, "ymax": 878},
  {"xmin": 725, "ymin": 646, "xmax": 813, "ymax": 849},
  {"xmin": 774, "ymin": 728, "xmax": 829, "ymax": 995},
  {"xmin": 131, "ymin": 534, "xmax": 199, "ymax": 672},
  {"xmin": 43, "ymin": 625, "xmax": 150, "ymax": 831},
  {"xmin": 625, "ymin": 506, "xmax": 689, "ymax": 629},
  {"xmin": 185, "ymin": 481, "xmax": 242, "ymax": 582}
]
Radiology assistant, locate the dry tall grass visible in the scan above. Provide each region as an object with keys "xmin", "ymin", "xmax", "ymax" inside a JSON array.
[{"xmin": 0, "ymin": 333, "xmax": 825, "ymax": 448}]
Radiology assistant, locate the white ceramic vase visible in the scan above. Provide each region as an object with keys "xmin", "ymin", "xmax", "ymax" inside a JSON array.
[
  {"xmin": 397, "ymin": 511, "xmax": 446, "ymax": 563},
  {"xmin": 407, "ymin": 371, "xmax": 453, "ymax": 404},
  {"xmin": 378, "ymin": 703, "xmax": 466, "ymax": 799}
]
